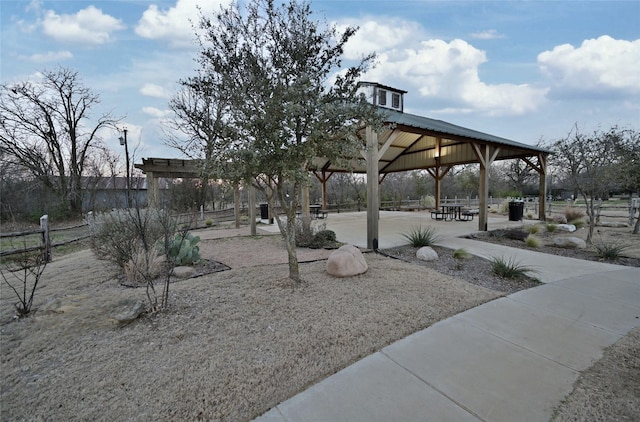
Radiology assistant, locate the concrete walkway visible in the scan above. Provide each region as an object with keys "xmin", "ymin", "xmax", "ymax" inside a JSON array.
[{"xmin": 255, "ymin": 211, "xmax": 640, "ymax": 422}]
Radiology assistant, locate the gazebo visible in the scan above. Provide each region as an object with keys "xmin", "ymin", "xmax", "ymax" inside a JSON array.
[
  {"xmin": 310, "ymin": 83, "xmax": 551, "ymax": 249},
  {"xmin": 136, "ymin": 82, "xmax": 551, "ymax": 249}
]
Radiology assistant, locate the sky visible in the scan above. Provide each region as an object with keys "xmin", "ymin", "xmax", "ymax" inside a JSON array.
[{"xmin": 1, "ymin": 0, "xmax": 639, "ymax": 166}]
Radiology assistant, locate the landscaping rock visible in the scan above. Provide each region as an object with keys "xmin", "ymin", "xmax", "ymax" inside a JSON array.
[
  {"xmin": 505, "ymin": 229, "xmax": 529, "ymax": 241},
  {"xmin": 173, "ymin": 266, "xmax": 196, "ymax": 279},
  {"xmin": 556, "ymin": 224, "xmax": 577, "ymax": 232},
  {"xmin": 416, "ymin": 246, "xmax": 439, "ymax": 261},
  {"xmin": 553, "ymin": 237, "xmax": 587, "ymax": 249},
  {"xmin": 598, "ymin": 221, "xmax": 628, "ymax": 228},
  {"xmin": 326, "ymin": 245, "xmax": 368, "ymax": 277},
  {"xmin": 113, "ymin": 301, "xmax": 145, "ymax": 324}
]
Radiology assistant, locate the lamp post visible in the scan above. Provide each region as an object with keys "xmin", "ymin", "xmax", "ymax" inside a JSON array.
[{"xmin": 119, "ymin": 128, "xmax": 131, "ymax": 208}]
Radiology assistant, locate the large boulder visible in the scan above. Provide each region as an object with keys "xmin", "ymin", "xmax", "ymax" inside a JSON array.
[
  {"xmin": 326, "ymin": 245, "xmax": 368, "ymax": 277},
  {"xmin": 556, "ymin": 224, "xmax": 577, "ymax": 232},
  {"xmin": 553, "ymin": 236, "xmax": 587, "ymax": 249},
  {"xmin": 416, "ymin": 246, "xmax": 439, "ymax": 261}
]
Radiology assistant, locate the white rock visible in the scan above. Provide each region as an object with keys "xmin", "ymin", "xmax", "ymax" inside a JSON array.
[
  {"xmin": 416, "ymin": 246, "xmax": 439, "ymax": 261},
  {"xmin": 173, "ymin": 266, "xmax": 196, "ymax": 279},
  {"xmin": 556, "ymin": 224, "xmax": 577, "ymax": 232},
  {"xmin": 326, "ymin": 245, "xmax": 368, "ymax": 277},
  {"xmin": 553, "ymin": 237, "xmax": 587, "ymax": 249}
]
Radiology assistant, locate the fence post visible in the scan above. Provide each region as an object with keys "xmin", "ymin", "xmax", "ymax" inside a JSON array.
[{"xmin": 40, "ymin": 215, "xmax": 51, "ymax": 262}]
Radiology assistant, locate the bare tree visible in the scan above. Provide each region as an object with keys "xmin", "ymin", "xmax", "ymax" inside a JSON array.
[
  {"xmin": 550, "ymin": 125, "xmax": 637, "ymax": 243},
  {"xmin": 0, "ymin": 67, "xmax": 120, "ymax": 217}
]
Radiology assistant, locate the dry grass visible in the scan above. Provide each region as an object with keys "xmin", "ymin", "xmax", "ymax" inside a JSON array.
[{"xmin": 0, "ymin": 239, "xmax": 500, "ymax": 421}]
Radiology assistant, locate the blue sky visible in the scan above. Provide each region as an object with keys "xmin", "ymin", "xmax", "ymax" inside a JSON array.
[{"xmin": 1, "ymin": 0, "xmax": 639, "ymax": 164}]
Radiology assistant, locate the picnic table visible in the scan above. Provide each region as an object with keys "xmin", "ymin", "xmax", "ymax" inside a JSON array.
[{"xmin": 430, "ymin": 205, "xmax": 477, "ymax": 221}]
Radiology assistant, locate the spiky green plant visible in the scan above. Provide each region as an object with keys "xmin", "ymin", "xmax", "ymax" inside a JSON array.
[
  {"xmin": 594, "ymin": 240, "xmax": 629, "ymax": 261},
  {"xmin": 490, "ymin": 256, "xmax": 537, "ymax": 279},
  {"xmin": 546, "ymin": 223, "xmax": 557, "ymax": 233},
  {"xmin": 525, "ymin": 234, "xmax": 540, "ymax": 248},
  {"xmin": 402, "ymin": 225, "xmax": 440, "ymax": 247},
  {"xmin": 453, "ymin": 248, "xmax": 471, "ymax": 259}
]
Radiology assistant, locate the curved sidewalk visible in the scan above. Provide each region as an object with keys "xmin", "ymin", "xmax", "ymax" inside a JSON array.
[{"xmin": 255, "ymin": 212, "xmax": 640, "ymax": 421}]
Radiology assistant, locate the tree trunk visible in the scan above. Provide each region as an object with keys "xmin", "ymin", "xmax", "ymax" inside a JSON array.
[{"xmin": 634, "ymin": 210, "xmax": 640, "ymax": 235}]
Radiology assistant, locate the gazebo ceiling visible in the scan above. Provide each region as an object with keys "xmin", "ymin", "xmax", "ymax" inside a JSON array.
[{"xmin": 312, "ymin": 108, "xmax": 551, "ymax": 174}]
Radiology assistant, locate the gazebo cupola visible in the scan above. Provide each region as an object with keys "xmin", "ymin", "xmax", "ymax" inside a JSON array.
[{"xmin": 357, "ymin": 82, "xmax": 407, "ymax": 112}]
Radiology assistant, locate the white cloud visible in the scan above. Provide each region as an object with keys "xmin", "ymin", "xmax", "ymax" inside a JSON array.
[
  {"xmin": 140, "ymin": 83, "xmax": 172, "ymax": 99},
  {"xmin": 538, "ymin": 35, "xmax": 640, "ymax": 95},
  {"xmin": 22, "ymin": 50, "xmax": 73, "ymax": 63},
  {"xmin": 470, "ymin": 29, "xmax": 504, "ymax": 40},
  {"xmin": 363, "ymin": 37, "xmax": 547, "ymax": 116},
  {"xmin": 135, "ymin": 0, "xmax": 232, "ymax": 48},
  {"xmin": 41, "ymin": 6, "xmax": 125, "ymax": 45},
  {"xmin": 336, "ymin": 18, "xmax": 425, "ymax": 60},
  {"xmin": 142, "ymin": 106, "xmax": 171, "ymax": 118}
]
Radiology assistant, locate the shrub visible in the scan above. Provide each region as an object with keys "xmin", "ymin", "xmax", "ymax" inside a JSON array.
[
  {"xmin": 205, "ymin": 219, "xmax": 213, "ymax": 227},
  {"xmin": 564, "ymin": 207, "xmax": 585, "ymax": 222},
  {"xmin": 594, "ymin": 240, "xmax": 629, "ymax": 261},
  {"xmin": 167, "ymin": 232, "xmax": 201, "ymax": 265},
  {"xmin": 453, "ymin": 248, "xmax": 471, "ymax": 259},
  {"xmin": 498, "ymin": 199, "xmax": 510, "ymax": 214},
  {"xmin": 1, "ymin": 242, "xmax": 48, "ymax": 318},
  {"xmin": 526, "ymin": 213, "xmax": 534, "ymax": 220},
  {"xmin": 310, "ymin": 229, "xmax": 337, "ymax": 249},
  {"xmin": 546, "ymin": 223, "xmax": 557, "ymax": 232},
  {"xmin": 570, "ymin": 219, "xmax": 585, "ymax": 229},
  {"xmin": 89, "ymin": 208, "xmax": 174, "ymax": 268},
  {"xmin": 525, "ymin": 234, "xmax": 540, "ymax": 248},
  {"xmin": 421, "ymin": 195, "xmax": 436, "ymax": 209},
  {"xmin": 402, "ymin": 225, "xmax": 440, "ymax": 247},
  {"xmin": 124, "ymin": 243, "xmax": 164, "ymax": 284},
  {"xmin": 527, "ymin": 225, "xmax": 540, "ymax": 234},
  {"xmin": 490, "ymin": 256, "xmax": 537, "ymax": 279}
]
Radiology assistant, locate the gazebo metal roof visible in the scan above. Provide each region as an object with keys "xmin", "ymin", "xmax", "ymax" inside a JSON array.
[{"xmin": 312, "ymin": 107, "xmax": 551, "ymax": 174}]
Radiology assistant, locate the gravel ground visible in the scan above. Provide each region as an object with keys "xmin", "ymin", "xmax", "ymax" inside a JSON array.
[{"xmin": 1, "ymin": 225, "xmax": 638, "ymax": 421}]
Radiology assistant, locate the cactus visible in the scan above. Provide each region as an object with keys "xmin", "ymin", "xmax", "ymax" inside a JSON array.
[{"xmin": 167, "ymin": 232, "xmax": 201, "ymax": 265}]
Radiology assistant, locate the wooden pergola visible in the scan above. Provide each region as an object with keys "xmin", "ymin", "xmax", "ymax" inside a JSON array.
[{"xmin": 311, "ymin": 108, "xmax": 551, "ymax": 249}]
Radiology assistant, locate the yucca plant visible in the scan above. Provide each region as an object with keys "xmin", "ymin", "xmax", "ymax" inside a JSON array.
[
  {"xmin": 402, "ymin": 225, "xmax": 440, "ymax": 247},
  {"xmin": 490, "ymin": 256, "xmax": 537, "ymax": 279},
  {"xmin": 594, "ymin": 240, "xmax": 629, "ymax": 261},
  {"xmin": 546, "ymin": 223, "xmax": 557, "ymax": 232}
]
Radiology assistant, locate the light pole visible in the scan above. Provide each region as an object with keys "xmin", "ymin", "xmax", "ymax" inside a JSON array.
[{"xmin": 119, "ymin": 128, "xmax": 131, "ymax": 208}]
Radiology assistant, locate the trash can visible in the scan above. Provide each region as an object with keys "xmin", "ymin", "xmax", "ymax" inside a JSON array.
[
  {"xmin": 508, "ymin": 201, "xmax": 524, "ymax": 221},
  {"xmin": 260, "ymin": 203, "xmax": 269, "ymax": 219}
]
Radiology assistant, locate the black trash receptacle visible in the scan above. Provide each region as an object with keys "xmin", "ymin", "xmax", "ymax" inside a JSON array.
[
  {"xmin": 508, "ymin": 201, "xmax": 524, "ymax": 221},
  {"xmin": 260, "ymin": 203, "xmax": 269, "ymax": 219}
]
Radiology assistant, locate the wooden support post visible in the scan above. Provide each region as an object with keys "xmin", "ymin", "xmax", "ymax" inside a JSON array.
[
  {"xmin": 233, "ymin": 184, "xmax": 240, "ymax": 228},
  {"xmin": 523, "ymin": 154, "xmax": 549, "ymax": 221},
  {"xmin": 146, "ymin": 171, "xmax": 159, "ymax": 208},
  {"xmin": 248, "ymin": 183, "xmax": 256, "ymax": 236},
  {"xmin": 366, "ymin": 126, "xmax": 379, "ymax": 250},
  {"xmin": 472, "ymin": 143, "xmax": 500, "ymax": 231}
]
